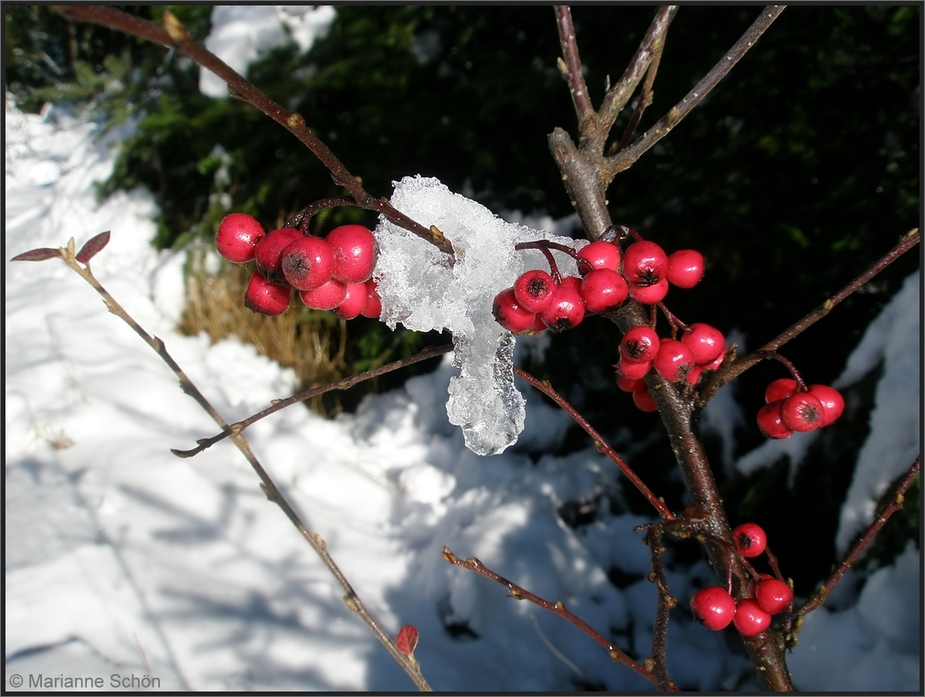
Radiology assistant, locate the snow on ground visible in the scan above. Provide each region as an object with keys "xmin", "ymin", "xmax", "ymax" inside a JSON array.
[{"xmin": 4, "ymin": 38, "xmax": 920, "ymax": 692}]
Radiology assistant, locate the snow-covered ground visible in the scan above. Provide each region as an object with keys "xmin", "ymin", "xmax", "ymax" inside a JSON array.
[{"xmin": 4, "ymin": 7, "xmax": 920, "ymax": 692}]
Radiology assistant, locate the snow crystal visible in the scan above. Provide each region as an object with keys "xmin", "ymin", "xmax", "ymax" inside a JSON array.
[{"xmin": 375, "ymin": 176, "xmax": 585, "ymax": 455}]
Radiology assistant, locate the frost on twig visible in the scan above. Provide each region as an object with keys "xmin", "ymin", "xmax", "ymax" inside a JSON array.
[{"xmin": 375, "ymin": 176, "xmax": 584, "ymax": 455}]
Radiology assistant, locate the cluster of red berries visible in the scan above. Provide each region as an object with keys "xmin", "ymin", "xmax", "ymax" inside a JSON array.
[
  {"xmin": 614, "ymin": 322, "xmax": 726, "ymax": 411},
  {"xmin": 690, "ymin": 523, "xmax": 794, "ymax": 637},
  {"xmin": 492, "ymin": 235, "xmax": 705, "ymax": 334},
  {"xmin": 756, "ymin": 378, "xmax": 844, "ymax": 438},
  {"xmin": 214, "ymin": 213, "xmax": 381, "ymax": 320}
]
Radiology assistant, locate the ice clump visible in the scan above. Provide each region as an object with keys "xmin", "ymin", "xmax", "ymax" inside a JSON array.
[{"xmin": 374, "ymin": 176, "xmax": 585, "ymax": 455}]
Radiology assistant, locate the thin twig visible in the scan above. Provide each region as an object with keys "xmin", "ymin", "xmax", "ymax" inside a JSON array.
[
  {"xmin": 700, "ymin": 228, "xmax": 919, "ymax": 402},
  {"xmin": 795, "ymin": 456, "xmax": 920, "ymax": 619},
  {"xmin": 441, "ymin": 546, "xmax": 674, "ymax": 690},
  {"xmin": 554, "ymin": 6, "xmax": 595, "ymax": 132},
  {"xmin": 642, "ymin": 527, "xmax": 676, "ymax": 691},
  {"xmin": 31, "ymin": 237, "xmax": 433, "ymax": 692},
  {"xmin": 172, "ymin": 343, "xmax": 453, "ymax": 458},
  {"xmin": 513, "ymin": 367, "xmax": 675, "ymax": 521},
  {"xmin": 52, "ymin": 5, "xmax": 453, "ymax": 257},
  {"xmin": 604, "ymin": 5, "xmax": 785, "ymax": 181}
]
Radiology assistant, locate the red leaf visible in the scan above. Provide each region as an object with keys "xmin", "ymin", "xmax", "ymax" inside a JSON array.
[
  {"xmin": 76, "ymin": 230, "xmax": 111, "ymax": 264},
  {"xmin": 395, "ymin": 624, "xmax": 419, "ymax": 655},
  {"xmin": 11, "ymin": 247, "xmax": 61, "ymax": 262}
]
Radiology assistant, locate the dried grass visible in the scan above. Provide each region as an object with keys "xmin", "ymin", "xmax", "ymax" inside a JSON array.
[{"xmin": 177, "ymin": 251, "xmax": 349, "ymax": 416}]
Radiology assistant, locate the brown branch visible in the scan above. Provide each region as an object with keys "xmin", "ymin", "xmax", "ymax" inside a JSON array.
[
  {"xmin": 795, "ymin": 456, "xmax": 920, "ymax": 619},
  {"xmin": 51, "ymin": 5, "xmax": 453, "ymax": 257},
  {"xmin": 599, "ymin": 5, "xmax": 678, "ymax": 155},
  {"xmin": 554, "ymin": 6, "xmax": 595, "ymax": 132},
  {"xmin": 441, "ymin": 546, "xmax": 674, "ymax": 690},
  {"xmin": 513, "ymin": 366, "xmax": 675, "ymax": 521},
  {"xmin": 603, "ymin": 5, "xmax": 786, "ymax": 181},
  {"xmin": 642, "ymin": 527, "xmax": 677, "ymax": 691},
  {"xmin": 37, "ymin": 236, "xmax": 433, "ymax": 692},
  {"xmin": 700, "ymin": 228, "xmax": 920, "ymax": 402},
  {"xmin": 172, "ymin": 343, "xmax": 453, "ymax": 458}
]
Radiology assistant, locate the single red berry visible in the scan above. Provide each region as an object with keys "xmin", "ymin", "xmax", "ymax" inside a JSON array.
[
  {"xmin": 514, "ymin": 269, "xmax": 557, "ymax": 313},
  {"xmin": 326, "ymin": 224, "xmax": 379, "ymax": 283},
  {"xmin": 807, "ymin": 384, "xmax": 845, "ymax": 427},
  {"xmin": 747, "ymin": 573, "xmax": 775, "ymax": 598},
  {"xmin": 633, "ymin": 386, "xmax": 658, "ymax": 412},
  {"xmin": 690, "ymin": 586, "xmax": 737, "ymax": 631},
  {"xmin": 682, "ymin": 323, "xmax": 725, "ymax": 366},
  {"xmin": 703, "ymin": 348, "xmax": 727, "ymax": 372},
  {"xmin": 255, "ymin": 227, "xmax": 303, "ymax": 283},
  {"xmin": 396, "ymin": 625, "xmax": 419, "ymax": 656},
  {"xmin": 216, "ymin": 213, "xmax": 266, "ymax": 264},
  {"xmin": 666, "ymin": 249, "xmax": 705, "ymax": 289},
  {"xmin": 653, "ymin": 339, "xmax": 695, "ymax": 382},
  {"xmin": 754, "ymin": 578, "xmax": 793, "ymax": 615},
  {"xmin": 622, "ymin": 240, "xmax": 669, "ymax": 287},
  {"xmin": 282, "ymin": 236, "xmax": 336, "ymax": 291},
  {"xmin": 559, "ymin": 275, "xmax": 582, "ymax": 292},
  {"xmin": 733, "ymin": 599, "xmax": 772, "ymax": 637},
  {"xmin": 617, "ymin": 358, "xmax": 651, "ymax": 380},
  {"xmin": 756, "ymin": 401, "xmax": 794, "ymax": 439},
  {"xmin": 332, "ymin": 282, "xmax": 369, "ymax": 320},
  {"xmin": 299, "ymin": 278, "xmax": 347, "ymax": 310},
  {"xmin": 493, "ymin": 287, "xmax": 537, "ymax": 333},
  {"xmin": 780, "ymin": 391, "xmax": 825, "ymax": 432},
  {"xmin": 244, "ymin": 271, "xmax": 291, "ymax": 316},
  {"xmin": 539, "ymin": 284, "xmax": 585, "ymax": 332},
  {"xmin": 580, "ymin": 269, "xmax": 629, "ymax": 313},
  {"xmin": 732, "ymin": 522, "xmax": 767, "ymax": 558},
  {"xmin": 621, "ymin": 326, "xmax": 660, "ymax": 364},
  {"xmin": 628, "ymin": 278, "xmax": 669, "ymax": 304},
  {"xmin": 616, "ymin": 374, "xmax": 644, "ymax": 393},
  {"xmin": 578, "ymin": 240, "xmax": 621, "ymax": 274},
  {"xmin": 360, "ymin": 279, "xmax": 382, "ymax": 319},
  {"xmin": 764, "ymin": 377, "xmax": 798, "ymax": 404},
  {"xmin": 686, "ymin": 365, "xmax": 704, "ymax": 386},
  {"xmin": 525, "ymin": 315, "xmax": 548, "ymax": 334}
]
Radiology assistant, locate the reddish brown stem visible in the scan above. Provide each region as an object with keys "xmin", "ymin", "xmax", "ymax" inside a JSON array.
[
  {"xmin": 442, "ymin": 546, "xmax": 674, "ymax": 689},
  {"xmin": 52, "ymin": 5, "xmax": 453, "ymax": 257},
  {"xmin": 554, "ymin": 6, "xmax": 594, "ymax": 131},
  {"xmin": 513, "ymin": 367, "xmax": 675, "ymax": 521},
  {"xmin": 795, "ymin": 456, "xmax": 920, "ymax": 618}
]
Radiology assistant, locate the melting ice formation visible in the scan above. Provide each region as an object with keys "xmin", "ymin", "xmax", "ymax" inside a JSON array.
[{"xmin": 374, "ymin": 176, "xmax": 585, "ymax": 456}]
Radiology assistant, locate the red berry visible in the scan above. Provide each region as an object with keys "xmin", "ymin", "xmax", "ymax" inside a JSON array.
[
  {"xmin": 361, "ymin": 279, "xmax": 382, "ymax": 319},
  {"xmin": 733, "ymin": 599, "xmax": 772, "ymax": 637},
  {"xmin": 525, "ymin": 315, "xmax": 548, "ymax": 334},
  {"xmin": 764, "ymin": 378, "xmax": 798, "ymax": 404},
  {"xmin": 539, "ymin": 284, "xmax": 585, "ymax": 332},
  {"xmin": 780, "ymin": 391, "xmax": 825, "ymax": 432},
  {"xmin": 628, "ymin": 278, "xmax": 669, "ymax": 304},
  {"xmin": 807, "ymin": 384, "xmax": 845, "ymax": 427},
  {"xmin": 282, "ymin": 236, "xmax": 336, "ymax": 291},
  {"xmin": 580, "ymin": 269, "xmax": 629, "ymax": 313},
  {"xmin": 703, "ymin": 348, "xmax": 727, "ymax": 372},
  {"xmin": 216, "ymin": 213, "xmax": 266, "ymax": 264},
  {"xmin": 652, "ymin": 339, "xmax": 695, "ymax": 382},
  {"xmin": 747, "ymin": 573, "xmax": 775, "ymax": 598},
  {"xmin": 616, "ymin": 358, "xmax": 652, "ymax": 380},
  {"xmin": 686, "ymin": 365, "xmax": 704, "ymax": 386},
  {"xmin": 332, "ymin": 282, "xmax": 369, "ymax": 320},
  {"xmin": 682, "ymin": 323, "xmax": 725, "ymax": 365},
  {"xmin": 622, "ymin": 240, "xmax": 668, "ymax": 287},
  {"xmin": 255, "ymin": 227, "xmax": 303, "ymax": 283},
  {"xmin": 754, "ymin": 578, "xmax": 793, "ymax": 615},
  {"xmin": 559, "ymin": 275, "xmax": 582, "ymax": 292},
  {"xmin": 756, "ymin": 401, "xmax": 794, "ymax": 439},
  {"xmin": 732, "ymin": 523, "xmax": 767, "ymax": 558},
  {"xmin": 621, "ymin": 326, "xmax": 660, "ymax": 364},
  {"xmin": 578, "ymin": 240, "xmax": 621, "ymax": 274},
  {"xmin": 244, "ymin": 271, "xmax": 291, "ymax": 316},
  {"xmin": 666, "ymin": 249, "xmax": 705, "ymax": 289},
  {"xmin": 514, "ymin": 269, "xmax": 557, "ymax": 313},
  {"xmin": 690, "ymin": 586, "xmax": 737, "ymax": 631},
  {"xmin": 616, "ymin": 374, "xmax": 644, "ymax": 392},
  {"xmin": 632, "ymin": 386, "xmax": 658, "ymax": 412},
  {"xmin": 299, "ymin": 278, "xmax": 347, "ymax": 310},
  {"xmin": 326, "ymin": 224, "xmax": 378, "ymax": 283},
  {"xmin": 493, "ymin": 288, "xmax": 537, "ymax": 333}
]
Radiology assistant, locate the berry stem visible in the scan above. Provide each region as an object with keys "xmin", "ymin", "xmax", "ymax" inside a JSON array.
[
  {"xmin": 514, "ymin": 240, "xmax": 579, "ymax": 281},
  {"xmin": 285, "ymin": 196, "xmax": 357, "ymax": 234},
  {"xmin": 754, "ymin": 351, "xmax": 807, "ymax": 391},
  {"xmin": 657, "ymin": 302, "xmax": 688, "ymax": 338}
]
